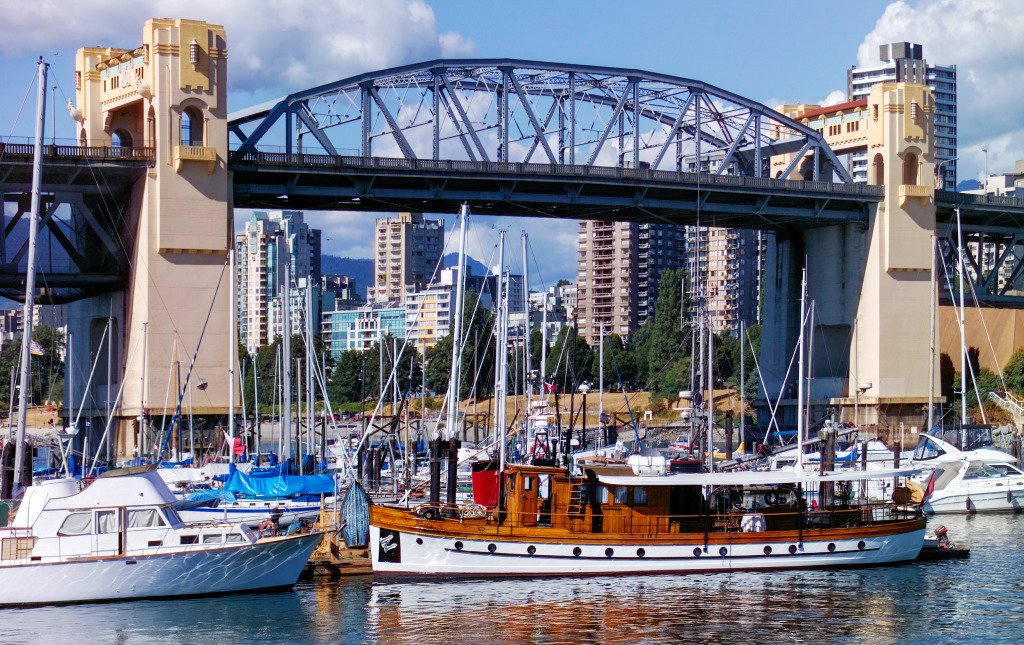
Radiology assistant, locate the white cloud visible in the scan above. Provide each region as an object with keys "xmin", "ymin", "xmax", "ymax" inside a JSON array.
[
  {"xmin": 0, "ymin": 0, "xmax": 475, "ymax": 95},
  {"xmin": 858, "ymin": 0, "xmax": 1024, "ymax": 178},
  {"xmin": 819, "ymin": 90, "xmax": 847, "ymax": 107}
]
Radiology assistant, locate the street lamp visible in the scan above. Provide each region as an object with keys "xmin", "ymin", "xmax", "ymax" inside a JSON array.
[{"xmin": 934, "ymin": 157, "xmax": 958, "ymax": 191}]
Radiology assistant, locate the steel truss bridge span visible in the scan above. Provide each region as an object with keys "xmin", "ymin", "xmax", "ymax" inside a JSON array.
[{"xmin": 229, "ymin": 59, "xmax": 853, "ymax": 185}]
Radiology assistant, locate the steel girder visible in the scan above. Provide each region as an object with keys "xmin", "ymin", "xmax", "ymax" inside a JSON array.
[
  {"xmin": 0, "ymin": 145, "xmax": 144, "ymax": 303},
  {"xmin": 229, "ymin": 58, "xmax": 853, "ymax": 183},
  {"xmin": 936, "ymin": 192, "xmax": 1024, "ymax": 306}
]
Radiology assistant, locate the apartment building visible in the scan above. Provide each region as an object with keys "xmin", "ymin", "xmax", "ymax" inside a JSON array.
[{"xmin": 369, "ymin": 212, "xmax": 444, "ymax": 303}]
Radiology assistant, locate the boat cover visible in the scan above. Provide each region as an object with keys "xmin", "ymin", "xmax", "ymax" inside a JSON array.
[{"xmin": 223, "ymin": 470, "xmax": 336, "ymax": 498}]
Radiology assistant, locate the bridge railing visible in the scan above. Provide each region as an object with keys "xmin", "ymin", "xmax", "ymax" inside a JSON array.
[
  {"xmin": 229, "ymin": 151, "xmax": 884, "ymax": 198},
  {"xmin": 0, "ymin": 142, "xmax": 155, "ymax": 162},
  {"xmin": 937, "ymin": 189, "xmax": 1024, "ymax": 209}
]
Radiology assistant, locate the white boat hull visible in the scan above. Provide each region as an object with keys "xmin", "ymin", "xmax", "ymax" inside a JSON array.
[
  {"xmin": 0, "ymin": 532, "xmax": 323, "ymax": 607},
  {"xmin": 924, "ymin": 489, "xmax": 1024, "ymax": 514},
  {"xmin": 177, "ymin": 501, "xmax": 327, "ymax": 525},
  {"xmin": 369, "ymin": 526, "xmax": 925, "ymax": 576}
]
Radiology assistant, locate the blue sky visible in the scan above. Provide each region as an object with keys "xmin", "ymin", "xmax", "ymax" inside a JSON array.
[{"xmin": 1, "ymin": 0, "xmax": 1021, "ymax": 286}]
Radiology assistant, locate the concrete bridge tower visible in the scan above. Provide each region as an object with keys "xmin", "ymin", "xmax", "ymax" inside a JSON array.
[
  {"xmin": 70, "ymin": 19, "xmax": 235, "ymax": 461},
  {"xmin": 760, "ymin": 82, "xmax": 939, "ymax": 435}
]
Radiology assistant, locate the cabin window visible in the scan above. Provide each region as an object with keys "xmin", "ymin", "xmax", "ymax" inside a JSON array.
[
  {"xmin": 128, "ymin": 508, "xmax": 167, "ymax": 528},
  {"xmin": 226, "ymin": 534, "xmax": 245, "ymax": 543},
  {"xmin": 57, "ymin": 512, "xmax": 92, "ymax": 536},
  {"xmin": 598, "ymin": 486, "xmax": 610, "ymax": 504},
  {"xmin": 524, "ymin": 476, "xmax": 534, "ymax": 492},
  {"xmin": 614, "ymin": 487, "xmax": 628, "ymax": 504},
  {"xmin": 633, "ymin": 488, "xmax": 647, "ymax": 505},
  {"xmin": 162, "ymin": 505, "xmax": 183, "ymax": 526},
  {"xmin": 96, "ymin": 510, "xmax": 120, "ymax": 534},
  {"xmin": 203, "ymin": 534, "xmax": 223, "ymax": 544},
  {"xmin": 180, "ymin": 535, "xmax": 198, "ymax": 545}
]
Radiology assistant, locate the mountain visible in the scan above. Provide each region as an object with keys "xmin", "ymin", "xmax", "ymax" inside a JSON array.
[
  {"xmin": 321, "ymin": 255, "xmax": 373, "ymax": 298},
  {"xmin": 957, "ymin": 179, "xmax": 982, "ymax": 192},
  {"xmin": 443, "ymin": 253, "xmax": 490, "ymax": 276}
]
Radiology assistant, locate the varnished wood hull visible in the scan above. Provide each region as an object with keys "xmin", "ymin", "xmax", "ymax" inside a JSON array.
[{"xmin": 369, "ymin": 505, "xmax": 926, "ymax": 577}]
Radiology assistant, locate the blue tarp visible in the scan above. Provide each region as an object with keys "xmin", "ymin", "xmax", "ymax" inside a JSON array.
[
  {"xmin": 222, "ymin": 470, "xmax": 336, "ymax": 498},
  {"xmin": 187, "ymin": 489, "xmax": 237, "ymax": 503}
]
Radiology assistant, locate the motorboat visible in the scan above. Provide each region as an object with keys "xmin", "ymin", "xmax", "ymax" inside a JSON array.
[
  {"xmin": 0, "ymin": 465, "xmax": 324, "ymax": 606},
  {"xmin": 369, "ymin": 462, "xmax": 925, "ymax": 577},
  {"xmin": 908, "ymin": 425, "xmax": 1016, "ymax": 467},
  {"xmin": 175, "ymin": 468, "xmax": 337, "ymax": 526},
  {"xmin": 920, "ymin": 460, "xmax": 1024, "ymax": 514}
]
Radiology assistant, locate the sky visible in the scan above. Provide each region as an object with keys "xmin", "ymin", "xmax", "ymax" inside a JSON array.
[{"xmin": 1, "ymin": 0, "xmax": 1021, "ymax": 287}]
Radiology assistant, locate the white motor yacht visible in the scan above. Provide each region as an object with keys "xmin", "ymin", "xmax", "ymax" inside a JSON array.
[
  {"xmin": 0, "ymin": 465, "xmax": 323, "ymax": 607},
  {"xmin": 921, "ymin": 460, "xmax": 1024, "ymax": 514}
]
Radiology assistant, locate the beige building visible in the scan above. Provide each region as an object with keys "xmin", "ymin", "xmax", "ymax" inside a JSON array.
[
  {"xmin": 71, "ymin": 19, "xmax": 235, "ymax": 460},
  {"xmin": 369, "ymin": 213, "xmax": 444, "ymax": 303},
  {"xmin": 576, "ymin": 220, "xmax": 636, "ymax": 345}
]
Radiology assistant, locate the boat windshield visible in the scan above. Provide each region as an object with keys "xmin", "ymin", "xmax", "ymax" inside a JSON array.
[
  {"xmin": 913, "ymin": 436, "xmax": 946, "ymax": 461},
  {"xmin": 930, "ymin": 426, "xmax": 994, "ymax": 451},
  {"xmin": 964, "ymin": 463, "xmax": 1007, "ymax": 479}
]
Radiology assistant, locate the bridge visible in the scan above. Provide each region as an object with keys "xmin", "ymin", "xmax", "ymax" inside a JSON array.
[{"xmin": 2, "ymin": 18, "xmax": 1024, "ymax": 461}]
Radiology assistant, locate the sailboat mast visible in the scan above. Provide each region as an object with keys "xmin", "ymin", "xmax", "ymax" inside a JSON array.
[
  {"xmin": 494, "ymin": 231, "xmax": 506, "ymax": 470},
  {"xmin": 13, "ymin": 58, "xmax": 48, "ymax": 490},
  {"xmin": 521, "ymin": 232, "xmax": 531, "ymax": 413},
  {"xmin": 282, "ymin": 246, "xmax": 292, "ymax": 462},
  {"xmin": 956, "ymin": 208, "xmax": 967, "ymax": 427},
  {"xmin": 796, "ymin": 268, "xmax": 807, "ymax": 472},
  {"xmin": 446, "ymin": 204, "xmax": 469, "ymax": 440},
  {"xmin": 228, "ymin": 247, "xmax": 235, "ymax": 463},
  {"xmin": 928, "ymin": 233, "xmax": 937, "ymax": 433}
]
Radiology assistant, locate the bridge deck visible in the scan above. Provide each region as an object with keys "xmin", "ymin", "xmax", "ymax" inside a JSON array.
[{"xmin": 229, "ymin": 151, "xmax": 881, "ymax": 229}]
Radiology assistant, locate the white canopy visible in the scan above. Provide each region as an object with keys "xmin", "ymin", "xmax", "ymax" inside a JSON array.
[{"xmin": 595, "ymin": 467, "xmax": 922, "ymax": 488}]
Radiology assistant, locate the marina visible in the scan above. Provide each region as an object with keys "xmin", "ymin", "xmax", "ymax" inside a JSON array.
[{"xmin": 0, "ymin": 513, "xmax": 1018, "ymax": 644}]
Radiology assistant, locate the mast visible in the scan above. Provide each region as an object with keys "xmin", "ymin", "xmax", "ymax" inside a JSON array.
[
  {"xmin": 282, "ymin": 245, "xmax": 292, "ymax": 462},
  {"xmin": 796, "ymin": 268, "xmax": 807, "ymax": 473},
  {"xmin": 739, "ymin": 319, "xmax": 745, "ymax": 452},
  {"xmin": 14, "ymin": 59, "xmax": 48, "ymax": 490},
  {"xmin": 446, "ymin": 204, "xmax": 469, "ymax": 441},
  {"xmin": 928, "ymin": 233, "xmax": 937, "ymax": 433},
  {"xmin": 228, "ymin": 248, "xmax": 235, "ymax": 463},
  {"xmin": 140, "ymin": 323, "xmax": 147, "ymax": 460},
  {"xmin": 956, "ymin": 208, "xmax": 967, "ymax": 427},
  {"xmin": 598, "ymin": 324, "xmax": 604, "ymax": 418},
  {"xmin": 706, "ymin": 315, "xmax": 714, "ymax": 473},
  {"xmin": 306, "ymin": 281, "xmax": 313, "ymax": 462},
  {"xmin": 521, "ymin": 232, "xmax": 531, "ymax": 416},
  {"xmin": 494, "ymin": 231, "xmax": 507, "ymax": 470}
]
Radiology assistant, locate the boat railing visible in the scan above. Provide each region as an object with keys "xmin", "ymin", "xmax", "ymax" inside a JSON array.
[{"xmin": 408, "ymin": 501, "xmax": 919, "ymax": 537}]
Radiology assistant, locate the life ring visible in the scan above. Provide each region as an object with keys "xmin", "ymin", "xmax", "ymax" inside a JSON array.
[{"xmin": 763, "ymin": 491, "xmax": 781, "ymax": 506}]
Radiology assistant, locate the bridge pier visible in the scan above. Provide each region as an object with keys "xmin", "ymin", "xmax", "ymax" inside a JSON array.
[
  {"xmin": 68, "ymin": 19, "xmax": 236, "ymax": 463},
  {"xmin": 760, "ymin": 82, "xmax": 940, "ymax": 437}
]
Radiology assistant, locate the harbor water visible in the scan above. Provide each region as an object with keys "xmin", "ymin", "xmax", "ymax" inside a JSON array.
[{"xmin": 1, "ymin": 513, "xmax": 1022, "ymax": 644}]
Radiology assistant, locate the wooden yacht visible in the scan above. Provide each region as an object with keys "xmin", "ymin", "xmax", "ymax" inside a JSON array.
[{"xmin": 370, "ymin": 463, "xmax": 926, "ymax": 577}]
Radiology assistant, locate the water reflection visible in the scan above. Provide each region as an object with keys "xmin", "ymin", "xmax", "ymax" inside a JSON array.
[{"xmin": 1, "ymin": 515, "xmax": 1023, "ymax": 644}]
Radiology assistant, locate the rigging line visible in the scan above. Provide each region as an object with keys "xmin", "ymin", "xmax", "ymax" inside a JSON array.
[
  {"xmin": 940, "ymin": 255, "xmax": 988, "ymax": 422},
  {"xmin": 963, "ymin": 260, "xmax": 1009, "ymax": 391},
  {"xmin": 607, "ymin": 332, "xmax": 641, "ymax": 448},
  {"xmin": 1, "ymin": 66, "xmax": 38, "ymax": 153},
  {"xmin": 86, "ymin": 328, "xmax": 143, "ymax": 477},
  {"xmin": 155, "ymin": 257, "xmax": 228, "ymax": 462}
]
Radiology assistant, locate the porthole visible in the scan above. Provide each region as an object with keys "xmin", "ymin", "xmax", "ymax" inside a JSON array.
[
  {"xmin": 858, "ymin": 541, "xmax": 866, "ymax": 551},
  {"xmin": 763, "ymin": 545, "xmax": 772, "ymax": 555},
  {"xmin": 527, "ymin": 545, "xmax": 536, "ymax": 556},
  {"xmin": 636, "ymin": 548, "xmax": 646, "ymax": 558},
  {"xmin": 416, "ymin": 537, "xmax": 423, "ymax": 545},
  {"xmin": 693, "ymin": 547, "xmax": 702, "ymax": 557},
  {"xmin": 454, "ymin": 541, "xmax": 463, "ymax": 551},
  {"xmin": 788, "ymin": 545, "xmax": 797, "ymax": 555},
  {"xmin": 828, "ymin": 543, "xmax": 836, "ymax": 553},
  {"xmin": 573, "ymin": 547, "xmax": 582, "ymax": 557},
  {"xmin": 719, "ymin": 546, "xmax": 728, "ymax": 557},
  {"xmin": 487, "ymin": 543, "xmax": 497, "ymax": 553},
  {"xmin": 605, "ymin": 548, "xmax": 615, "ymax": 558}
]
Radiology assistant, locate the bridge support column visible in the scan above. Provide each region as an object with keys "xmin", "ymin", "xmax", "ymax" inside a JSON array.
[{"xmin": 70, "ymin": 19, "xmax": 236, "ymax": 464}]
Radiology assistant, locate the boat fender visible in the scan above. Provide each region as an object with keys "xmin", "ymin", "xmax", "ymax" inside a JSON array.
[{"xmin": 763, "ymin": 491, "xmax": 780, "ymax": 506}]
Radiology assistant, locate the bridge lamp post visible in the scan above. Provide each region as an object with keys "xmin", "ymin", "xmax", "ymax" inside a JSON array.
[{"xmin": 934, "ymin": 157, "xmax": 958, "ymax": 191}]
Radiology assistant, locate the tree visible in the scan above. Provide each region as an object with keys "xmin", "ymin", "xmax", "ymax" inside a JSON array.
[
  {"xmin": 327, "ymin": 350, "xmax": 368, "ymax": 404},
  {"xmin": 425, "ymin": 288, "xmax": 495, "ymax": 400},
  {"xmin": 0, "ymin": 325, "xmax": 66, "ymax": 410},
  {"xmin": 646, "ymin": 268, "xmax": 689, "ymax": 403},
  {"xmin": 598, "ymin": 333, "xmax": 637, "ymax": 391},
  {"xmin": 1004, "ymin": 346, "xmax": 1024, "ymax": 396},
  {"xmin": 545, "ymin": 325, "xmax": 594, "ymax": 391}
]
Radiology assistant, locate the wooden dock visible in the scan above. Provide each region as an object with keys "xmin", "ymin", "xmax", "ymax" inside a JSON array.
[{"xmin": 302, "ymin": 507, "xmax": 372, "ymax": 578}]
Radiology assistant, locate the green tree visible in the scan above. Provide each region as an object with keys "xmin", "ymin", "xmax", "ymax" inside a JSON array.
[
  {"xmin": 0, "ymin": 325, "xmax": 66, "ymax": 410},
  {"xmin": 545, "ymin": 325, "xmax": 594, "ymax": 391},
  {"xmin": 646, "ymin": 268, "xmax": 689, "ymax": 403},
  {"xmin": 327, "ymin": 350, "xmax": 369, "ymax": 404},
  {"xmin": 598, "ymin": 333, "xmax": 637, "ymax": 391},
  {"xmin": 1004, "ymin": 346, "xmax": 1024, "ymax": 395},
  {"xmin": 424, "ymin": 289, "xmax": 495, "ymax": 400}
]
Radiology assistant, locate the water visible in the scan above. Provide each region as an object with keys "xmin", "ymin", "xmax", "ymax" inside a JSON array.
[{"xmin": 2, "ymin": 514, "xmax": 1023, "ymax": 644}]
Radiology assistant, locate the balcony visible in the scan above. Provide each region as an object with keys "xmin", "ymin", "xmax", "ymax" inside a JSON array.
[
  {"xmin": 899, "ymin": 184, "xmax": 932, "ymax": 205},
  {"xmin": 174, "ymin": 145, "xmax": 217, "ymax": 173}
]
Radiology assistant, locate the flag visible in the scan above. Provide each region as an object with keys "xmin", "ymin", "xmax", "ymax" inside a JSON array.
[
  {"xmin": 543, "ymin": 381, "xmax": 559, "ymax": 394},
  {"xmin": 29, "ymin": 340, "xmax": 43, "ymax": 356}
]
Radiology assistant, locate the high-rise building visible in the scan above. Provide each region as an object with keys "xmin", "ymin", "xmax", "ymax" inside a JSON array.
[
  {"xmin": 235, "ymin": 210, "xmax": 322, "ymax": 354},
  {"xmin": 369, "ymin": 212, "xmax": 444, "ymax": 303},
  {"xmin": 575, "ymin": 220, "xmax": 686, "ymax": 345},
  {"xmin": 847, "ymin": 42, "xmax": 956, "ymax": 187},
  {"xmin": 685, "ymin": 228, "xmax": 765, "ymax": 333}
]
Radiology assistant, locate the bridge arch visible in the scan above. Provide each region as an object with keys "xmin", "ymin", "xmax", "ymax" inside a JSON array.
[{"xmin": 229, "ymin": 58, "xmax": 852, "ymax": 182}]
